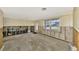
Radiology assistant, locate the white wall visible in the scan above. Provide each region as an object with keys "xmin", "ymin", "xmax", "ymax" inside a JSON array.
[
  {"xmin": 60, "ymin": 14, "xmax": 73, "ymax": 27},
  {"xmin": 74, "ymin": 8, "xmax": 79, "ymax": 32},
  {"xmin": 0, "ymin": 9, "xmax": 3, "ymax": 28},
  {"xmin": 4, "ymin": 17, "xmax": 35, "ymax": 26}
]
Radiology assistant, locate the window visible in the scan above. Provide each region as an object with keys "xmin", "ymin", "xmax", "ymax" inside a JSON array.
[
  {"xmin": 45, "ymin": 18, "xmax": 60, "ymax": 31},
  {"xmin": 50, "ymin": 19, "xmax": 60, "ymax": 30}
]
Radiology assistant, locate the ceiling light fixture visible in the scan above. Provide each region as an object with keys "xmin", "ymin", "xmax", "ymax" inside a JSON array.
[{"xmin": 42, "ymin": 8, "xmax": 47, "ymax": 11}]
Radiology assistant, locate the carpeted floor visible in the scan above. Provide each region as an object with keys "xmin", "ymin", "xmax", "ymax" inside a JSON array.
[{"xmin": 3, "ymin": 33, "xmax": 71, "ymax": 51}]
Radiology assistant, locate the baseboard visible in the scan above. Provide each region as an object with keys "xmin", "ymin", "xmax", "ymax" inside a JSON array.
[{"xmin": 39, "ymin": 33, "xmax": 70, "ymax": 43}]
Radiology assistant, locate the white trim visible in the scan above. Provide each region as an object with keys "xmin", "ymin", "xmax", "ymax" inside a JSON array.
[
  {"xmin": 71, "ymin": 46, "xmax": 77, "ymax": 51},
  {"xmin": 74, "ymin": 27, "xmax": 79, "ymax": 32},
  {"xmin": 68, "ymin": 43, "xmax": 77, "ymax": 51},
  {"xmin": 0, "ymin": 45, "xmax": 4, "ymax": 51}
]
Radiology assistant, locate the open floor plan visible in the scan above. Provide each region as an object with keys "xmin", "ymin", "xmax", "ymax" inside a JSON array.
[{"xmin": 0, "ymin": 7, "xmax": 79, "ymax": 51}]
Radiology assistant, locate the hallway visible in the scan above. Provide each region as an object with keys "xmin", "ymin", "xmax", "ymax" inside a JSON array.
[
  {"xmin": 3, "ymin": 33, "xmax": 71, "ymax": 51},
  {"xmin": 0, "ymin": 7, "xmax": 77, "ymax": 51}
]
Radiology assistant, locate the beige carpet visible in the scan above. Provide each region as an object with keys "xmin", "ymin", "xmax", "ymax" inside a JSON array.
[{"xmin": 3, "ymin": 33, "xmax": 71, "ymax": 51}]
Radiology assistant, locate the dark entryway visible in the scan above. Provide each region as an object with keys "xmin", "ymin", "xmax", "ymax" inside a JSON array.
[{"xmin": 3, "ymin": 26, "xmax": 28, "ymax": 37}]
